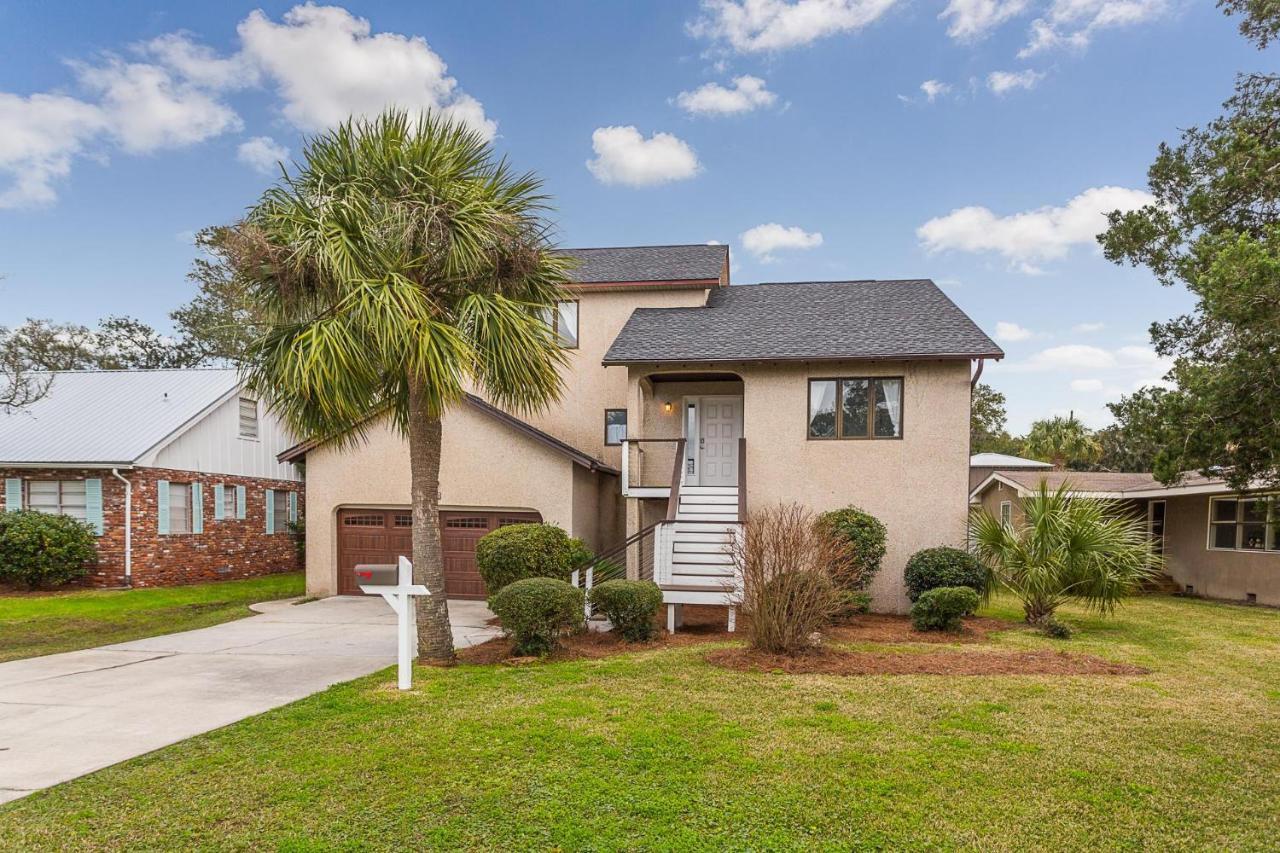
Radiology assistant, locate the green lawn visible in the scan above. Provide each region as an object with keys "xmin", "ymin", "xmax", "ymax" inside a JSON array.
[
  {"xmin": 0, "ymin": 572, "xmax": 304, "ymax": 662},
  {"xmin": 2, "ymin": 594, "xmax": 1278, "ymax": 850}
]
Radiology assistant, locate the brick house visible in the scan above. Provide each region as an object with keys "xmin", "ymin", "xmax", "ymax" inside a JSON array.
[{"xmin": 0, "ymin": 369, "xmax": 303, "ymax": 587}]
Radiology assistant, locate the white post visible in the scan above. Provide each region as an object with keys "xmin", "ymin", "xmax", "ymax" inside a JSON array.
[
  {"xmin": 621, "ymin": 440, "xmax": 630, "ymax": 497},
  {"xmin": 360, "ymin": 555, "xmax": 430, "ymax": 691}
]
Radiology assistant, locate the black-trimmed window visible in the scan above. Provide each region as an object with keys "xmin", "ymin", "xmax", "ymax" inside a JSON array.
[
  {"xmin": 605, "ymin": 409, "xmax": 627, "ymax": 445},
  {"xmin": 1208, "ymin": 496, "xmax": 1279, "ymax": 552},
  {"xmin": 542, "ymin": 300, "xmax": 579, "ymax": 348},
  {"xmin": 808, "ymin": 378, "xmax": 903, "ymax": 439}
]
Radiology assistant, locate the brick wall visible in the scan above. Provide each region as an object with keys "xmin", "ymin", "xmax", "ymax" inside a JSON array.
[{"xmin": 1, "ymin": 467, "xmax": 303, "ymax": 588}]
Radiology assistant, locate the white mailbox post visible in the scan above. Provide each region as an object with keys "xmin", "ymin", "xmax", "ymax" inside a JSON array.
[{"xmin": 359, "ymin": 555, "xmax": 430, "ymax": 690}]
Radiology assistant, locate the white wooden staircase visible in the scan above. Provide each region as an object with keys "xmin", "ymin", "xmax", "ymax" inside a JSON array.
[{"xmin": 656, "ymin": 485, "xmax": 742, "ymax": 632}]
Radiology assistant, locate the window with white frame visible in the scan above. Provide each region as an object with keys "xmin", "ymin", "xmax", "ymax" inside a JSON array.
[
  {"xmin": 605, "ymin": 409, "xmax": 627, "ymax": 445},
  {"xmin": 168, "ymin": 483, "xmax": 193, "ymax": 534},
  {"xmin": 27, "ymin": 480, "xmax": 87, "ymax": 521},
  {"xmin": 999, "ymin": 500, "xmax": 1012, "ymax": 527},
  {"xmin": 273, "ymin": 489, "xmax": 291, "ymax": 531},
  {"xmin": 542, "ymin": 301, "xmax": 579, "ymax": 348},
  {"xmin": 1208, "ymin": 495, "xmax": 1279, "ymax": 552},
  {"xmin": 222, "ymin": 485, "xmax": 236, "ymax": 519},
  {"xmin": 239, "ymin": 397, "xmax": 259, "ymax": 439}
]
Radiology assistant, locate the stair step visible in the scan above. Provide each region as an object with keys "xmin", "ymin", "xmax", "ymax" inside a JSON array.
[
  {"xmin": 676, "ymin": 515, "xmax": 739, "ymax": 524},
  {"xmin": 673, "ymin": 541, "xmax": 731, "ymax": 554},
  {"xmin": 673, "ymin": 523, "xmax": 739, "ymax": 535},
  {"xmin": 679, "ymin": 486, "xmax": 738, "ymax": 495},
  {"xmin": 679, "ymin": 494, "xmax": 738, "ymax": 506},
  {"xmin": 670, "ymin": 552, "xmax": 734, "ymax": 565}
]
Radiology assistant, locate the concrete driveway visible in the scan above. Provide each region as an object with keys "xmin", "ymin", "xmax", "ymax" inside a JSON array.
[{"xmin": 0, "ymin": 596, "xmax": 500, "ymax": 804}]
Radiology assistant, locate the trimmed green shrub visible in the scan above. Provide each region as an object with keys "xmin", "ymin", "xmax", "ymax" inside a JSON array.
[
  {"xmin": 816, "ymin": 506, "xmax": 886, "ymax": 591},
  {"xmin": 1036, "ymin": 616, "xmax": 1075, "ymax": 639},
  {"xmin": 903, "ymin": 546, "xmax": 987, "ymax": 601},
  {"xmin": 475, "ymin": 523, "xmax": 577, "ymax": 597},
  {"xmin": 489, "ymin": 577, "xmax": 585, "ymax": 656},
  {"xmin": 910, "ymin": 586, "xmax": 980, "ymax": 632},
  {"xmin": 589, "ymin": 579, "xmax": 662, "ymax": 642},
  {"xmin": 0, "ymin": 510, "xmax": 97, "ymax": 589}
]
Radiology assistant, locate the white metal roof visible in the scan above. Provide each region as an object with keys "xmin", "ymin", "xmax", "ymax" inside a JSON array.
[
  {"xmin": 0, "ymin": 369, "xmax": 241, "ymax": 465},
  {"xmin": 969, "ymin": 452, "xmax": 1053, "ymax": 468}
]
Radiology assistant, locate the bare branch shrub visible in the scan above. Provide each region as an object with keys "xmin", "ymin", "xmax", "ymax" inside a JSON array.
[{"xmin": 730, "ymin": 503, "xmax": 851, "ymax": 654}]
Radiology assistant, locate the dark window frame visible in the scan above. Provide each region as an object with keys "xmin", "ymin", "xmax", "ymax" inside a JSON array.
[
  {"xmin": 807, "ymin": 376, "xmax": 905, "ymax": 441},
  {"xmin": 604, "ymin": 408, "xmax": 628, "ymax": 446}
]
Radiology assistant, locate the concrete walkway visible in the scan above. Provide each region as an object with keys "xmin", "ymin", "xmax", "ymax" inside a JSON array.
[{"xmin": 0, "ymin": 596, "xmax": 500, "ymax": 804}]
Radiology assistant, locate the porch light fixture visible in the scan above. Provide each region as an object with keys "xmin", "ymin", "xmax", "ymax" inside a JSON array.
[{"xmin": 663, "ymin": 402, "xmax": 673, "ymax": 413}]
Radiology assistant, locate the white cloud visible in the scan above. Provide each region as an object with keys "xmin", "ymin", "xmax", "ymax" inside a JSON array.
[
  {"xmin": 986, "ymin": 68, "xmax": 1045, "ymax": 94},
  {"xmin": 740, "ymin": 222, "xmax": 823, "ymax": 261},
  {"xmin": 676, "ymin": 75, "xmax": 777, "ymax": 116},
  {"xmin": 1073, "ymin": 322, "xmax": 1105, "ymax": 333},
  {"xmin": 920, "ymin": 79, "xmax": 951, "ymax": 102},
  {"xmin": 940, "ymin": 0, "xmax": 1029, "ymax": 41},
  {"xmin": 1023, "ymin": 344, "xmax": 1116, "ymax": 370},
  {"xmin": 0, "ymin": 93, "xmax": 106, "ymax": 208},
  {"xmin": 995, "ymin": 321, "xmax": 1033, "ymax": 342},
  {"xmin": 237, "ymin": 136, "xmax": 289, "ymax": 175},
  {"xmin": 586, "ymin": 126, "xmax": 700, "ymax": 187},
  {"xmin": 1019, "ymin": 0, "xmax": 1168, "ymax": 57},
  {"xmin": 237, "ymin": 5, "xmax": 494, "ymax": 138},
  {"xmin": 689, "ymin": 0, "xmax": 900, "ymax": 53},
  {"xmin": 1009, "ymin": 342, "xmax": 1171, "ymax": 377},
  {"xmin": 139, "ymin": 32, "xmax": 260, "ymax": 90},
  {"xmin": 74, "ymin": 58, "xmax": 242, "ymax": 153},
  {"xmin": 916, "ymin": 185, "xmax": 1154, "ymax": 273},
  {"xmin": 1069, "ymin": 378, "xmax": 1104, "ymax": 392}
]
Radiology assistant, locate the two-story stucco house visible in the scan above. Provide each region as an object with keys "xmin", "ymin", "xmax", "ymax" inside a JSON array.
[{"xmin": 284, "ymin": 244, "xmax": 1002, "ymax": 613}]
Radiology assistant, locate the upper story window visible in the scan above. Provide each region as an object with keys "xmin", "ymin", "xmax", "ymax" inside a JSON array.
[
  {"xmin": 239, "ymin": 397, "xmax": 259, "ymax": 439},
  {"xmin": 543, "ymin": 300, "xmax": 579, "ymax": 349},
  {"xmin": 27, "ymin": 480, "xmax": 87, "ymax": 521},
  {"xmin": 808, "ymin": 378, "xmax": 903, "ymax": 440},
  {"xmin": 605, "ymin": 409, "xmax": 627, "ymax": 445},
  {"xmin": 1208, "ymin": 496, "xmax": 1279, "ymax": 552}
]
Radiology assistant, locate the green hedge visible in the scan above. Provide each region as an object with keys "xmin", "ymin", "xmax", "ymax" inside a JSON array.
[
  {"xmin": 816, "ymin": 506, "xmax": 887, "ymax": 591},
  {"xmin": 589, "ymin": 579, "xmax": 662, "ymax": 642},
  {"xmin": 910, "ymin": 586, "xmax": 979, "ymax": 632},
  {"xmin": 488, "ymin": 577, "xmax": 585, "ymax": 656},
  {"xmin": 475, "ymin": 523, "xmax": 582, "ymax": 597},
  {"xmin": 903, "ymin": 547, "xmax": 987, "ymax": 601},
  {"xmin": 0, "ymin": 510, "xmax": 97, "ymax": 589}
]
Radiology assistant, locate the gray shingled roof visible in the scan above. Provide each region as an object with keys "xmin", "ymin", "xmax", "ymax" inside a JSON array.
[
  {"xmin": 603, "ymin": 280, "xmax": 1003, "ymax": 364},
  {"xmin": 558, "ymin": 244, "xmax": 727, "ymax": 284}
]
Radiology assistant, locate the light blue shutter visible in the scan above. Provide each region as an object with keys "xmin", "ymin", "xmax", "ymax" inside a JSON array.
[
  {"xmin": 213, "ymin": 484, "xmax": 225, "ymax": 521},
  {"xmin": 157, "ymin": 480, "xmax": 170, "ymax": 535},
  {"xmin": 191, "ymin": 483, "xmax": 203, "ymax": 534},
  {"xmin": 84, "ymin": 478, "xmax": 103, "ymax": 535},
  {"xmin": 288, "ymin": 491, "xmax": 298, "ymax": 525},
  {"xmin": 265, "ymin": 488, "xmax": 275, "ymax": 534},
  {"xmin": 236, "ymin": 485, "xmax": 246, "ymax": 519},
  {"xmin": 4, "ymin": 478, "xmax": 20, "ymax": 511}
]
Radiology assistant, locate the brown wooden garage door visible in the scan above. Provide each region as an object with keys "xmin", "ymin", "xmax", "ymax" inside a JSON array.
[{"xmin": 336, "ymin": 509, "xmax": 541, "ymax": 598}]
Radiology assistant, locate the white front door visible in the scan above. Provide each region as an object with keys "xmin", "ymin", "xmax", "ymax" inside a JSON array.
[{"xmin": 695, "ymin": 397, "xmax": 742, "ymax": 487}]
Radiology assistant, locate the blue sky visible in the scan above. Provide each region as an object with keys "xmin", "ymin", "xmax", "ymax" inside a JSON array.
[{"xmin": 0, "ymin": 1, "xmax": 1263, "ymax": 431}]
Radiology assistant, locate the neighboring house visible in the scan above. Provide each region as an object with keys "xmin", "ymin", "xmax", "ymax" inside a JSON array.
[
  {"xmin": 0, "ymin": 369, "xmax": 303, "ymax": 587},
  {"xmin": 285, "ymin": 244, "xmax": 1003, "ymax": 614},
  {"xmin": 971, "ymin": 470, "xmax": 1280, "ymax": 607},
  {"xmin": 969, "ymin": 452, "xmax": 1052, "ymax": 491}
]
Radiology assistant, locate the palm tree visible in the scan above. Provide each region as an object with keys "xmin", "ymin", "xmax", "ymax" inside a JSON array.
[
  {"xmin": 969, "ymin": 482, "xmax": 1160, "ymax": 625},
  {"xmin": 232, "ymin": 111, "xmax": 570, "ymax": 663},
  {"xmin": 1024, "ymin": 414, "xmax": 1102, "ymax": 469}
]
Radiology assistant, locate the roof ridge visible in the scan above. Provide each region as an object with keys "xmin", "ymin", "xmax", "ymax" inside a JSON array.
[
  {"xmin": 558, "ymin": 243, "xmax": 728, "ymax": 252},
  {"xmin": 741, "ymin": 279, "xmax": 928, "ymax": 287}
]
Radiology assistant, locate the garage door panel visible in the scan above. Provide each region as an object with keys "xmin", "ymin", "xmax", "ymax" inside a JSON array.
[{"xmin": 337, "ymin": 508, "xmax": 540, "ymax": 598}]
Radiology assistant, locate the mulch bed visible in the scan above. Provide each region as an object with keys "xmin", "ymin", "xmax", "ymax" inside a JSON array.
[{"xmin": 705, "ymin": 647, "xmax": 1149, "ymax": 677}]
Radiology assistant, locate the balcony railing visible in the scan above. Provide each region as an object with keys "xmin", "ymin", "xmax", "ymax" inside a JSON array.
[{"xmin": 620, "ymin": 437, "xmax": 686, "ymax": 498}]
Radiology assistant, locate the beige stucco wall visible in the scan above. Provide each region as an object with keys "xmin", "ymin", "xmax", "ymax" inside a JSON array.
[
  {"xmin": 305, "ymin": 408, "xmax": 594, "ymax": 597},
  {"xmin": 627, "ymin": 359, "xmax": 973, "ymax": 613},
  {"xmin": 521, "ymin": 288, "xmax": 709, "ymax": 468},
  {"xmin": 1163, "ymin": 493, "xmax": 1280, "ymax": 606}
]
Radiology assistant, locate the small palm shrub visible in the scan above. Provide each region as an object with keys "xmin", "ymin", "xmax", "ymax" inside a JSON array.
[
  {"xmin": 910, "ymin": 586, "xmax": 980, "ymax": 632},
  {"xmin": 1037, "ymin": 616, "xmax": 1075, "ymax": 639},
  {"xmin": 475, "ymin": 523, "xmax": 577, "ymax": 597},
  {"xmin": 816, "ymin": 506, "xmax": 886, "ymax": 592},
  {"xmin": 731, "ymin": 503, "xmax": 850, "ymax": 654},
  {"xmin": 904, "ymin": 547, "xmax": 987, "ymax": 601},
  {"xmin": 488, "ymin": 577, "xmax": 585, "ymax": 656},
  {"xmin": 969, "ymin": 482, "xmax": 1160, "ymax": 626},
  {"xmin": 589, "ymin": 579, "xmax": 662, "ymax": 642},
  {"xmin": 0, "ymin": 510, "xmax": 97, "ymax": 589}
]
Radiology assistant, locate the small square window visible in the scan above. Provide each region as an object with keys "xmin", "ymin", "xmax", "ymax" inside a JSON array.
[{"xmin": 605, "ymin": 409, "xmax": 627, "ymax": 445}]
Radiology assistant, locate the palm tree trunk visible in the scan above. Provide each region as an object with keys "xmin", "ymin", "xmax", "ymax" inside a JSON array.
[{"xmin": 407, "ymin": 377, "xmax": 456, "ymax": 664}]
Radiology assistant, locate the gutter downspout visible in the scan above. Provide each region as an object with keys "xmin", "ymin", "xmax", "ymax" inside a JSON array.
[
  {"xmin": 110, "ymin": 468, "xmax": 132, "ymax": 587},
  {"xmin": 971, "ymin": 358, "xmax": 985, "ymax": 388}
]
